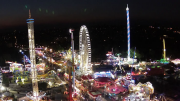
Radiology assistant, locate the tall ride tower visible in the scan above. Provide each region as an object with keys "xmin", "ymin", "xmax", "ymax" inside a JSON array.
[
  {"xmin": 163, "ymin": 37, "xmax": 166, "ymax": 60},
  {"xmin": 27, "ymin": 10, "xmax": 39, "ymax": 99},
  {"xmin": 126, "ymin": 4, "xmax": 130, "ymax": 60}
]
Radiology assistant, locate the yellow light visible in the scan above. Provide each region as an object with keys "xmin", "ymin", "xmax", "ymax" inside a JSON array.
[
  {"xmin": 50, "ymin": 49, "xmax": 52, "ymax": 52},
  {"xmin": 22, "ymin": 78, "xmax": 25, "ymax": 84}
]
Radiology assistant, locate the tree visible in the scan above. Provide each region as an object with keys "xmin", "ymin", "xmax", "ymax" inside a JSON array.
[
  {"xmin": 52, "ymin": 45, "xmax": 64, "ymax": 52},
  {"xmin": 130, "ymin": 48, "xmax": 142, "ymax": 59},
  {"xmin": 2, "ymin": 73, "xmax": 9, "ymax": 87},
  {"xmin": 121, "ymin": 48, "xmax": 142, "ymax": 60},
  {"xmin": 148, "ymin": 49, "xmax": 155, "ymax": 60}
]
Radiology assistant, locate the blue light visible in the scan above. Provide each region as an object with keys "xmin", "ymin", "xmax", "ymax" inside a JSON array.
[
  {"xmin": 27, "ymin": 21, "xmax": 34, "ymax": 23},
  {"xmin": 26, "ymin": 19, "xmax": 34, "ymax": 21},
  {"xmin": 126, "ymin": 4, "xmax": 130, "ymax": 59},
  {"xmin": 21, "ymin": 51, "xmax": 31, "ymax": 64}
]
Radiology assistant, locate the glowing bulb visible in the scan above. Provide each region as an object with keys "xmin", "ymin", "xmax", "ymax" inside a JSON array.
[{"xmin": 1, "ymin": 86, "xmax": 5, "ymax": 90}]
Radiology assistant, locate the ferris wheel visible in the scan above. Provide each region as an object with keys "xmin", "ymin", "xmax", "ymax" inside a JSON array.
[{"xmin": 79, "ymin": 25, "xmax": 91, "ymax": 74}]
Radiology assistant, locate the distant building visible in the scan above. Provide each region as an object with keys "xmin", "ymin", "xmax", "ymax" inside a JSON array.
[{"xmin": 146, "ymin": 66, "xmax": 164, "ymax": 76}]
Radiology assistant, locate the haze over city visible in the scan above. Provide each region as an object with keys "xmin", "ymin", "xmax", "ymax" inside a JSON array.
[{"xmin": 1, "ymin": 0, "xmax": 180, "ymax": 28}]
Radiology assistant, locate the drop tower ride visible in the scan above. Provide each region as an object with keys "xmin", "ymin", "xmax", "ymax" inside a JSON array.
[
  {"xmin": 27, "ymin": 10, "xmax": 39, "ymax": 100},
  {"xmin": 126, "ymin": 4, "xmax": 130, "ymax": 60}
]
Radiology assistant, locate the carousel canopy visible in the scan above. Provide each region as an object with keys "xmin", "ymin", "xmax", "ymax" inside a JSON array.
[{"xmin": 94, "ymin": 77, "xmax": 112, "ymax": 82}]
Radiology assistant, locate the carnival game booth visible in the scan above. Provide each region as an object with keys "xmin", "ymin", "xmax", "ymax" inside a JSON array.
[
  {"xmin": 6, "ymin": 61, "xmax": 23, "ymax": 73},
  {"xmin": 94, "ymin": 77, "xmax": 113, "ymax": 88},
  {"xmin": 147, "ymin": 66, "xmax": 164, "ymax": 76},
  {"xmin": 87, "ymin": 90, "xmax": 102, "ymax": 100}
]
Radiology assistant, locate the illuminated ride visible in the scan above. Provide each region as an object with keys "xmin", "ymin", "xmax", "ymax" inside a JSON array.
[
  {"xmin": 79, "ymin": 25, "xmax": 91, "ymax": 75},
  {"xmin": 159, "ymin": 59, "xmax": 169, "ymax": 64},
  {"xmin": 129, "ymin": 82, "xmax": 154, "ymax": 94},
  {"xmin": 115, "ymin": 73, "xmax": 136, "ymax": 87},
  {"xmin": 126, "ymin": 82, "xmax": 154, "ymax": 100},
  {"xmin": 126, "ymin": 4, "xmax": 130, "ymax": 60},
  {"xmin": 171, "ymin": 59, "xmax": 180, "ymax": 64},
  {"xmin": 26, "ymin": 10, "xmax": 45, "ymax": 101},
  {"xmin": 105, "ymin": 84, "xmax": 128, "ymax": 94},
  {"xmin": 37, "ymin": 72, "xmax": 49, "ymax": 79},
  {"xmin": 38, "ymin": 70, "xmax": 61, "ymax": 80},
  {"xmin": 94, "ymin": 77, "xmax": 113, "ymax": 88},
  {"xmin": 94, "ymin": 71, "xmax": 114, "ymax": 79},
  {"xmin": 0, "ymin": 71, "xmax": 2, "ymax": 88},
  {"xmin": 19, "ymin": 50, "xmax": 31, "ymax": 64},
  {"xmin": 37, "ymin": 70, "xmax": 56, "ymax": 78},
  {"xmin": 36, "ymin": 63, "xmax": 45, "ymax": 71},
  {"xmin": 104, "ymin": 84, "xmax": 128, "ymax": 100},
  {"xmin": 126, "ymin": 73, "xmax": 132, "ymax": 80}
]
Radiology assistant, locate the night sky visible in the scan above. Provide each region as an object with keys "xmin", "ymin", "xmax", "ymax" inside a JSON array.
[{"xmin": 0, "ymin": 0, "xmax": 180, "ymax": 28}]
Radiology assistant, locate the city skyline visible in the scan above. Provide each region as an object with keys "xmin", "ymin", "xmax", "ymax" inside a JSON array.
[{"xmin": 0, "ymin": 0, "xmax": 180, "ymax": 29}]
